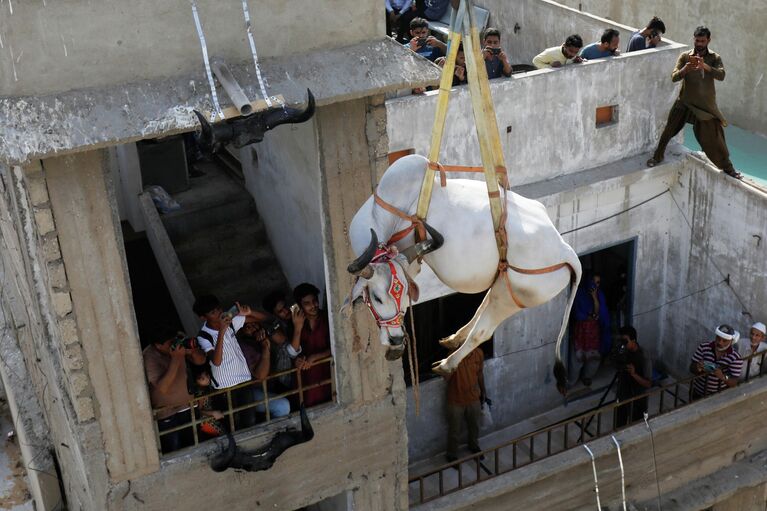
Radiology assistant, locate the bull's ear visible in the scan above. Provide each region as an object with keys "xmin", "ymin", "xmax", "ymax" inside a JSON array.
[
  {"xmin": 407, "ymin": 279, "xmax": 420, "ymax": 303},
  {"xmin": 340, "ymin": 278, "xmax": 365, "ymax": 317}
]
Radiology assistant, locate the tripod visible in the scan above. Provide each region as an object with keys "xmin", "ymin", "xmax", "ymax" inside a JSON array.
[{"xmin": 578, "ymin": 370, "xmax": 620, "ymax": 440}]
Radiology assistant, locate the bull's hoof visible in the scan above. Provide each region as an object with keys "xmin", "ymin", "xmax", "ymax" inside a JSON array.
[
  {"xmin": 431, "ymin": 359, "xmax": 452, "ymax": 376},
  {"xmin": 438, "ymin": 336, "xmax": 462, "ymax": 350},
  {"xmin": 385, "ymin": 344, "xmax": 406, "ymax": 361}
]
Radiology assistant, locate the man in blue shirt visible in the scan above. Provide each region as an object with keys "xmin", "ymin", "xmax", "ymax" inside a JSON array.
[
  {"xmin": 580, "ymin": 28, "xmax": 620, "ymax": 60},
  {"xmin": 482, "ymin": 28, "xmax": 512, "ymax": 79},
  {"xmin": 627, "ymin": 17, "xmax": 666, "ymax": 52},
  {"xmin": 405, "ymin": 17, "xmax": 446, "ymax": 62}
]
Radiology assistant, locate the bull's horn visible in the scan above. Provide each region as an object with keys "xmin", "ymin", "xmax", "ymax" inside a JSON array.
[
  {"xmin": 402, "ymin": 221, "xmax": 444, "ymax": 263},
  {"xmin": 424, "ymin": 221, "xmax": 444, "ymax": 251},
  {"xmin": 347, "ymin": 229, "xmax": 379, "ymax": 274},
  {"xmin": 194, "ymin": 110, "xmax": 213, "ymax": 147},
  {"xmin": 264, "ymin": 89, "xmax": 316, "ymax": 131}
]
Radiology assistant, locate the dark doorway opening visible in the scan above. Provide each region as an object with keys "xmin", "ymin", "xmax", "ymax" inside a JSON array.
[
  {"xmin": 122, "ymin": 223, "xmax": 182, "ymax": 348},
  {"xmin": 568, "ymin": 239, "xmax": 636, "ymax": 386},
  {"xmin": 403, "ymin": 292, "xmax": 493, "ymax": 384}
]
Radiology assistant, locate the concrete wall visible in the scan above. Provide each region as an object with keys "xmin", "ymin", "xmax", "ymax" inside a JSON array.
[
  {"xmin": 407, "ymin": 153, "xmax": 767, "ymax": 462},
  {"xmin": 555, "ymin": 0, "xmax": 767, "ymax": 137},
  {"xmin": 658, "ymin": 156, "xmax": 767, "ymax": 377},
  {"xmin": 407, "ymin": 153, "xmax": 682, "ymax": 460},
  {"xmin": 240, "ymin": 119, "xmax": 326, "ymax": 294},
  {"xmin": 0, "ymin": 0, "xmax": 383, "ymax": 97},
  {"xmin": 386, "ymin": 42, "xmax": 683, "ymax": 189},
  {"xmin": 476, "ymin": 0, "xmax": 650, "ymax": 65}
]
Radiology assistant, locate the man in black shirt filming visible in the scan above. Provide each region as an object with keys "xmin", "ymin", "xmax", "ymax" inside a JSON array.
[{"xmin": 613, "ymin": 326, "xmax": 652, "ymax": 427}]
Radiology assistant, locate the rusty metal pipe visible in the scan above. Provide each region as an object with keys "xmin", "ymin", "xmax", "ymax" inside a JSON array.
[{"xmin": 210, "ymin": 57, "xmax": 253, "ymax": 116}]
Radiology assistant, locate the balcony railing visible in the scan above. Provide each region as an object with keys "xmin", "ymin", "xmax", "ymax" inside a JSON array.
[
  {"xmin": 153, "ymin": 356, "xmax": 335, "ymax": 455},
  {"xmin": 409, "ymin": 350, "xmax": 767, "ymax": 506}
]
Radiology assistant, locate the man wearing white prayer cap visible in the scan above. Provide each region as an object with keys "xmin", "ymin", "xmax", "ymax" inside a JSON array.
[
  {"xmin": 740, "ymin": 322, "xmax": 767, "ymax": 379},
  {"xmin": 689, "ymin": 324, "xmax": 743, "ymax": 399}
]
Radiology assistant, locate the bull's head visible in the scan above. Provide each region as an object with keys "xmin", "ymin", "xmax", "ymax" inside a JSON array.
[
  {"xmin": 342, "ymin": 224, "xmax": 444, "ymax": 360},
  {"xmin": 193, "ymin": 89, "xmax": 315, "ymax": 155}
]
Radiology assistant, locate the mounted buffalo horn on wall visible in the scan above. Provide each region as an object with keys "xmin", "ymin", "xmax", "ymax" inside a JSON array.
[
  {"xmin": 210, "ymin": 405, "xmax": 314, "ymax": 472},
  {"xmin": 194, "ymin": 89, "xmax": 315, "ymax": 155}
]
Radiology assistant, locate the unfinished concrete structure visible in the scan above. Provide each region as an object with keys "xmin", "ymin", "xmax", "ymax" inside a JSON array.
[{"xmin": 0, "ymin": 1, "xmax": 766, "ymax": 511}]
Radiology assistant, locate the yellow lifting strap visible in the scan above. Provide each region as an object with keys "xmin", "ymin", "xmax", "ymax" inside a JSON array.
[{"xmin": 414, "ymin": 0, "xmax": 509, "ymax": 262}]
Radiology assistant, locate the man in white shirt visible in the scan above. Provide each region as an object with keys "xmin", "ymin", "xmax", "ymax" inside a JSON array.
[
  {"xmin": 740, "ymin": 322, "xmax": 767, "ymax": 380},
  {"xmin": 193, "ymin": 295, "xmax": 270, "ymax": 430}
]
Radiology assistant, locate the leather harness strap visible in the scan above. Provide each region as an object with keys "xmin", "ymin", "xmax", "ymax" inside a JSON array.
[
  {"xmin": 374, "ymin": 194, "xmax": 426, "ymax": 244},
  {"xmin": 375, "ymin": 160, "xmax": 572, "ymax": 309}
]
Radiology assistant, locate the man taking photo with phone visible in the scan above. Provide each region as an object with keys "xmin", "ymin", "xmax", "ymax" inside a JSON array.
[
  {"xmin": 481, "ymin": 28, "xmax": 512, "ymax": 79},
  {"xmin": 647, "ymin": 26, "xmax": 741, "ymax": 178}
]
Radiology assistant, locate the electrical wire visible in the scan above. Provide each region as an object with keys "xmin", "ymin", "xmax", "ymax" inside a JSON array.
[
  {"xmin": 241, "ymin": 0, "xmax": 280, "ymax": 108},
  {"xmin": 643, "ymin": 413, "xmax": 663, "ymax": 511},
  {"xmin": 611, "ymin": 435, "xmax": 627, "ymax": 511},
  {"xmin": 560, "ymin": 189, "xmax": 669, "ymax": 236},
  {"xmin": 190, "ymin": 0, "xmax": 224, "ymax": 121},
  {"xmin": 668, "ymin": 188, "xmax": 751, "ymax": 316},
  {"xmin": 582, "ymin": 443, "xmax": 602, "ymax": 510}
]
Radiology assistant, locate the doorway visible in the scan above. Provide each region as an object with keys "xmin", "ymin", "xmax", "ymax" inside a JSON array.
[{"xmin": 568, "ymin": 239, "xmax": 636, "ymax": 386}]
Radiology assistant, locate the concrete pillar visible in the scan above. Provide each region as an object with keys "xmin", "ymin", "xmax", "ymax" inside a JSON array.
[
  {"xmin": 315, "ymin": 98, "xmax": 408, "ymax": 510},
  {"xmin": 115, "ymin": 143, "xmax": 145, "ymax": 232},
  {"xmin": 45, "ymin": 150, "xmax": 159, "ymax": 481}
]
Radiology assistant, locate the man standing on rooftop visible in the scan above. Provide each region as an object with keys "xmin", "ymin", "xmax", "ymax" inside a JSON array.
[{"xmin": 647, "ymin": 27, "xmax": 741, "ymax": 178}]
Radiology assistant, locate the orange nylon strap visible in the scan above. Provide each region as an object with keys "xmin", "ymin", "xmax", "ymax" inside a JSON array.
[
  {"xmin": 509, "ymin": 262, "xmax": 571, "ymax": 275},
  {"xmin": 374, "ymin": 194, "xmax": 426, "ymax": 243},
  {"xmin": 497, "ymin": 262, "xmax": 574, "ymax": 309}
]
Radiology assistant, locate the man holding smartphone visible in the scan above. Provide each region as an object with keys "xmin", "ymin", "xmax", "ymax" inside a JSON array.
[
  {"xmin": 647, "ymin": 27, "xmax": 741, "ymax": 178},
  {"xmin": 481, "ymin": 28, "xmax": 512, "ymax": 79},
  {"xmin": 689, "ymin": 324, "xmax": 743, "ymax": 399},
  {"xmin": 405, "ymin": 17, "xmax": 445, "ymax": 63},
  {"xmin": 193, "ymin": 295, "xmax": 269, "ymax": 429}
]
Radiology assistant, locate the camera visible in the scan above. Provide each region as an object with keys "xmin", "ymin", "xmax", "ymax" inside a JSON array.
[
  {"xmin": 417, "ymin": 37, "xmax": 427, "ymax": 48},
  {"xmin": 490, "ymin": 47, "xmax": 501, "ymax": 55},
  {"xmin": 171, "ymin": 334, "xmax": 196, "ymax": 351},
  {"xmin": 610, "ymin": 338, "xmax": 630, "ymax": 368}
]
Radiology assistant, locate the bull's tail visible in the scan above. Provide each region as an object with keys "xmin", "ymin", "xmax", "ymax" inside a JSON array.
[{"xmin": 553, "ymin": 249, "xmax": 582, "ymax": 395}]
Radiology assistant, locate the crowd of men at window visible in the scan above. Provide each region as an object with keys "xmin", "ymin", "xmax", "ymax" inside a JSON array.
[{"xmin": 143, "ymin": 283, "xmax": 332, "ymax": 454}]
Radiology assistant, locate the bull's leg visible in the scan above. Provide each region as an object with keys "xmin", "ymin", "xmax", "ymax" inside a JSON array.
[
  {"xmin": 432, "ymin": 281, "xmax": 520, "ymax": 375},
  {"xmin": 438, "ymin": 290, "xmax": 491, "ymax": 350}
]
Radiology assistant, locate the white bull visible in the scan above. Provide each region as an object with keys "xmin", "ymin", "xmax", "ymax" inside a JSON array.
[{"xmin": 345, "ymin": 154, "xmax": 581, "ymax": 392}]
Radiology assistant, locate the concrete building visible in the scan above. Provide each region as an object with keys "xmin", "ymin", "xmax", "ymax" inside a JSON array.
[{"xmin": 0, "ymin": 1, "xmax": 766, "ymax": 511}]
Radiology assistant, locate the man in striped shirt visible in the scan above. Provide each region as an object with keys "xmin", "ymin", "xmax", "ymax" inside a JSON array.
[
  {"xmin": 689, "ymin": 324, "xmax": 743, "ymax": 399},
  {"xmin": 193, "ymin": 295, "xmax": 269, "ymax": 430}
]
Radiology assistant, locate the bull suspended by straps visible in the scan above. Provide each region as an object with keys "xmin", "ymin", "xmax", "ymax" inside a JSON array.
[{"xmin": 343, "ymin": 155, "xmax": 581, "ymax": 393}]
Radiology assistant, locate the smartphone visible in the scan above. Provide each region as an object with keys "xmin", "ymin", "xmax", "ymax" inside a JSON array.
[
  {"xmin": 417, "ymin": 37, "xmax": 427, "ymax": 48},
  {"xmin": 703, "ymin": 361, "xmax": 717, "ymax": 372},
  {"xmin": 290, "ymin": 303, "xmax": 300, "ymax": 314},
  {"xmin": 221, "ymin": 304, "xmax": 239, "ymax": 320}
]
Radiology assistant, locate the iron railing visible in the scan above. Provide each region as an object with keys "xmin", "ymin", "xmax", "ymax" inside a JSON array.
[
  {"xmin": 153, "ymin": 356, "xmax": 335, "ymax": 454},
  {"xmin": 408, "ymin": 350, "xmax": 767, "ymax": 506}
]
